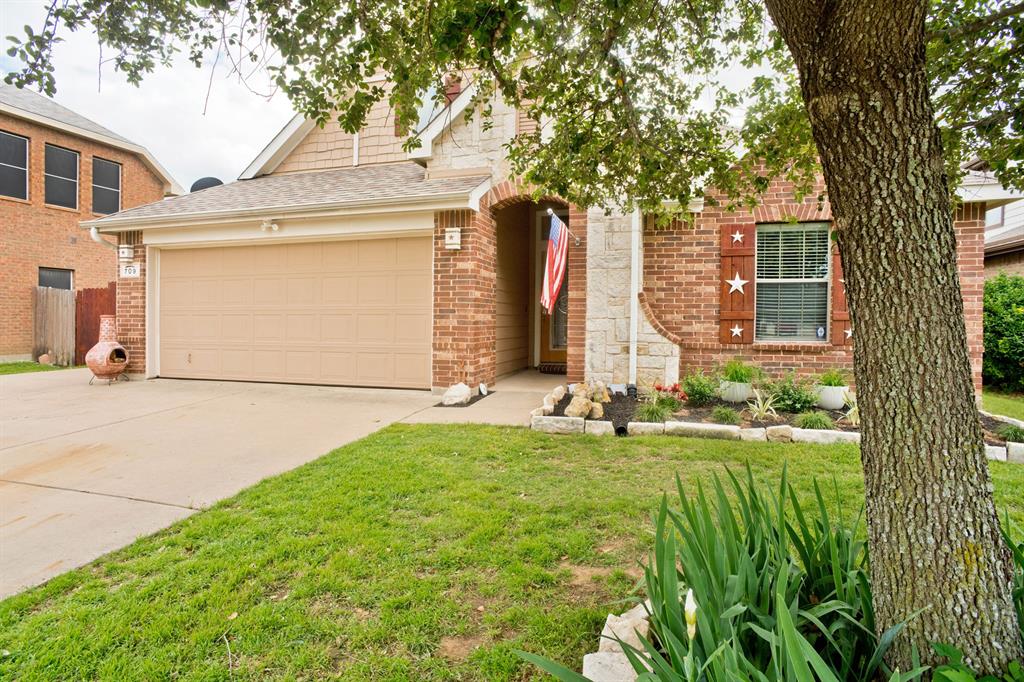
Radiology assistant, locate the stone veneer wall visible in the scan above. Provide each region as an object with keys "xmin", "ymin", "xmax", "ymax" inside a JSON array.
[{"xmin": 584, "ymin": 209, "xmax": 679, "ymax": 386}]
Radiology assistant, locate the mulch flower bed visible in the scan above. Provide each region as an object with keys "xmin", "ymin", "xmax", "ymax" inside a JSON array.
[
  {"xmin": 554, "ymin": 392, "xmax": 1011, "ymax": 445},
  {"xmin": 435, "ymin": 391, "xmax": 494, "ymax": 408}
]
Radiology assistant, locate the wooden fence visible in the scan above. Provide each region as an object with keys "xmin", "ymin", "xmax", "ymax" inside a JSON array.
[
  {"xmin": 75, "ymin": 283, "xmax": 117, "ymax": 365},
  {"xmin": 33, "ymin": 286, "xmax": 76, "ymax": 366}
]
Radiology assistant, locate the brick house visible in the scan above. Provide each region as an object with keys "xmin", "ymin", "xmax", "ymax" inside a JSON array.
[
  {"xmin": 0, "ymin": 84, "xmax": 181, "ymax": 362},
  {"xmin": 84, "ymin": 75, "xmax": 1013, "ymax": 392}
]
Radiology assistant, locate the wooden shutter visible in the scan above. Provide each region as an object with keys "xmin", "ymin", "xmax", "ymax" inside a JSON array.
[
  {"xmin": 720, "ymin": 222, "xmax": 755, "ymax": 344},
  {"xmin": 830, "ymin": 241, "xmax": 850, "ymax": 345}
]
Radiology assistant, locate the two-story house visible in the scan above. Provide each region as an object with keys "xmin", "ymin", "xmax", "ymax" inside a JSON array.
[
  {"xmin": 82, "ymin": 75, "xmax": 1015, "ymax": 393},
  {"xmin": 0, "ymin": 83, "xmax": 180, "ymax": 363}
]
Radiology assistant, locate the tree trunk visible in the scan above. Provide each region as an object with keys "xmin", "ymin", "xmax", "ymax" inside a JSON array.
[{"xmin": 763, "ymin": 0, "xmax": 1023, "ymax": 672}]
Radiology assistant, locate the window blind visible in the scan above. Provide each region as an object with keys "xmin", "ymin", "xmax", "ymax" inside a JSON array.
[{"xmin": 755, "ymin": 223, "xmax": 830, "ymax": 342}]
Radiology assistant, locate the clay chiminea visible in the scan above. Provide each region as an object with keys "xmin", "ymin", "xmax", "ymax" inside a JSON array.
[{"xmin": 86, "ymin": 315, "xmax": 129, "ymax": 384}]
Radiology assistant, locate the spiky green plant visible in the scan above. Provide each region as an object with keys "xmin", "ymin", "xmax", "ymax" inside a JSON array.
[
  {"xmin": 711, "ymin": 406, "xmax": 741, "ymax": 425},
  {"xmin": 746, "ymin": 389, "xmax": 778, "ymax": 422},
  {"xmin": 843, "ymin": 393, "xmax": 860, "ymax": 427}
]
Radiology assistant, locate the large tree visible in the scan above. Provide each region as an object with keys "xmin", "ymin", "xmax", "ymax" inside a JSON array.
[{"xmin": 8, "ymin": 0, "xmax": 1023, "ymax": 671}]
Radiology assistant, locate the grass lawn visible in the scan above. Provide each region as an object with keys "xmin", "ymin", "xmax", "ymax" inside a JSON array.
[
  {"xmin": 982, "ymin": 387, "xmax": 1024, "ymax": 422},
  {"xmin": 1, "ymin": 425, "xmax": 1022, "ymax": 681},
  {"xmin": 0, "ymin": 361, "xmax": 68, "ymax": 375}
]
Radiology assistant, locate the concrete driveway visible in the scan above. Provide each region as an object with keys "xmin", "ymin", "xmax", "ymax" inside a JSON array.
[{"xmin": 0, "ymin": 369, "xmax": 437, "ymax": 598}]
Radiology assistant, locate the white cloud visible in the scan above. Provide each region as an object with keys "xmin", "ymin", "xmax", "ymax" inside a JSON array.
[{"xmin": 0, "ymin": 0, "xmax": 295, "ymax": 191}]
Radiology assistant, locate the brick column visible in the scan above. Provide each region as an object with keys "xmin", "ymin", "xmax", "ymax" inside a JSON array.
[
  {"xmin": 432, "ymin": 208, "xmax": 497, "ymax": 390},
  {"xmin": 115, "ymin": 230, "xmax": 147, "ymax": 374},
  {"xmin": 954, "ymin": 202, "xmax": 986, "ymax": 394},
  {"xmin": 566, "ymin": 206, "xmax": 588, "ymax": 382}
]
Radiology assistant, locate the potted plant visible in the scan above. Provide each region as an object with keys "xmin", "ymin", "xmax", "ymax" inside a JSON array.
[
  {"xmin": 816, "ymin": 369, "xmax": 850, "ymax": 410},
  {"xmin": 719, "ymin": 359, "xmax": 758, "ymax": 403}
]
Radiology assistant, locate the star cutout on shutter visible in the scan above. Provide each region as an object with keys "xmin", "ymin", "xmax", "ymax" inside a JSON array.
[
  {"xmin": 726, "ymin": 272, "xmax": 749, "ymax": 294},
  {"xmin": 731, "ymin": 230, "xmax": 744, "ymax": 244},
  {"xmin": 730, "ymin": 324, "xmax": 744, "ymax": 338},
  {"xmin": 845, "ymin": 328, "xmax": 854, "ymax": 339}
]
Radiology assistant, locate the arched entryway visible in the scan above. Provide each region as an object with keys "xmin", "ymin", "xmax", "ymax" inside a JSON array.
[{"xmin": 430, "ymin": 181, "xmax": 587, "ymax": 392}]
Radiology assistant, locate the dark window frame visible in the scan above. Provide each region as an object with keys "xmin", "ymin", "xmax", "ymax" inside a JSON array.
[
  {"xmin": 91, "ymin": 156, "xmax": 121, "ymax": 214},
  {"xmin": 38, "ymin": 267, "xmax": 74, "ymax": 290},
  {"xmin": 0, "ymin": 130, "xmax": 29, "ymax": 201},
  {"xmin": 44, "ymin": 143, "xmax": 80, "ymax": 210},
  {"xmin": 753, "ymin": 222, "xmax": 832, "ymax": 344}
]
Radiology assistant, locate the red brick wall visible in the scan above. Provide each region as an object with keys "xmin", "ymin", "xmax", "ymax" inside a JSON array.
[
  {"xmin": 985, "ymin": 250, "xmax": 1024, "ymax": 278},
  {"xmin": 641, "ymin": 175, "xmax": 986, "ymax": 391},
  {"xmin": 115, "ymin": 230, "xmax": 147, "ymax": 373},
  {"xmin": 0, "ymin": 113, "xmax": 165, "ymax": 359}
]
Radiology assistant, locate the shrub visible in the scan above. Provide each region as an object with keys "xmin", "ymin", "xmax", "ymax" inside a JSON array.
[
  {"xmin": 765, "ymin": 373, "xmax": 819, "ymax": 413},
  {"xmin": 681, "ymin": 370, "xmax": 717, "ymax": 407},
  {"xmin": 999, "ymin": 423, "xmax": 1024, "ymax": 443},
  {"xmin": 721, "ymin": 358, "xmax": 758, "ymax": 383},
  {"xmin": 521, "ymin": 467, "xmax": 1024, "ymax": 682},
  {"xmin": 711, "ymin": 406, "xmax": 741, "ymax": 425},
  {"xmin": 795, "ymin": 411, "xmax": 835, "ymax": 430},
  {"xmin": 635, "ymin": 400, "xmax": 670, "ymax": 423},
  {"xmin": 746, "ymin": 389, "xmax": 779, "ymax": 422},
  {"xmin": 818, "ymin": 369, "xmax": 849, "ymax": 387},
  {"xmin": 984, "ymin": 273, "xmax": 1024, "ymax": 392}
]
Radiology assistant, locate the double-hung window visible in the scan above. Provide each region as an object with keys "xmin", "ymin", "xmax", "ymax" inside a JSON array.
[
  {"xmin": 755, "ymin": 223, "xmax": 830, "ymax": 342},
  {"xmin": 44, "ymin": 143, "xmax": 79, "ymax": 209},
  {"xmin": 92, "ymin": 157, "xmax": 121, "ymax": 214},
  {"xmin": 0, "ymin": 130, "xmax": 29, "ymax": 200}
]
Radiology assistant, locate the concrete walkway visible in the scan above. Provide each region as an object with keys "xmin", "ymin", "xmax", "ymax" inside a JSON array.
[
  {"xmin": 401, "ymin": 370, "xmax": 559, "ymax": 426},
  {"xmin": 0, "ymin": 369, "xmax": 437, "ymax": 598}
]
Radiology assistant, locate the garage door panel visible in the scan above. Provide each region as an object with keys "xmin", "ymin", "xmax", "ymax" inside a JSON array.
[
  {"xmin": 160, "ymin": 237, "xmax": 431, "ymax": 388},
  {"xmin": 253, "ymin": 278, "xmax": 286, "ymax": 305},
  {"xmin": 286, "ymin": 277, "xmax": 318, "ymax": 305},
  {"xmin": 285, "ymin": 314, "xmax": 319, "ymax": 343}
]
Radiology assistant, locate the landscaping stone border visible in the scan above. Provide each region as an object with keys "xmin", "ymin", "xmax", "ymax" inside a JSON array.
[
  {"xmin": 581, "ymin": 601, "xmax": 652, "ymax": 682},
  {"xmin": 529, "ymin": 396, "xmax": 1022, "ymax": 465}
]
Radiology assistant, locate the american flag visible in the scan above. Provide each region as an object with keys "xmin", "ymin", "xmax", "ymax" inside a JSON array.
[{"xmin": 540, "ymin": 212, "xmax": 569, "ymax": 314}]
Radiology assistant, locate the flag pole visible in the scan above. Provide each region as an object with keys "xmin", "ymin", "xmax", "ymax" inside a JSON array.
[{"xmin": 546, "ymin": 207, "xmax": 581, "ymax": 246}]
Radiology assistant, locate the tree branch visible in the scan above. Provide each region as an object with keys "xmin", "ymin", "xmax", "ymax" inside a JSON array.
[{"xmin": 927, "ymin": 1, "xmax": 1024, "ymax": 42}]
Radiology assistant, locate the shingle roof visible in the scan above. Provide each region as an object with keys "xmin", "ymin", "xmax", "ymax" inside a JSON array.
[
  {"xmin": 88, "ymin": 162, "xmax": 489, "ymax": 225},
  {"xmin": 0, "ymin": 83, "xmax": 133, "ymax": 144}
]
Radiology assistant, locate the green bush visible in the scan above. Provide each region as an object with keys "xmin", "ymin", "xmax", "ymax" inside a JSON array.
[
  {"xmin": 681, "ymin": 370, "xmax": 717, "ymax": 407},
  {"xmin": 818, "ymin": 369, "xmax": 849, "ymax": 387},
  {"xmin": 721, "ymin": 358, "xmax": 758, "ymax": 383},
  {"xmin": 984, "ymin": 273, "xmax": 1024, "ymax": 392},
  {"xmin": 654, "ymin": 391, "xmax": 682, "ymax": 412},
  {"xmin": 635, "ymin": 400, "xmax": 670, "ymax": 423},
  {"xmin": 765, "ymin": 373, "xmax": 819, "ymax": 413},
  {"xmin": 795, "ymin": 410, "xmax": 835, "ymax": 430},
  {"xmin": 999, "ymin": 423, "xmax": 1024, "ymax": 443},
  {"xmin": 711, "ymin": 406, "xmax": 741, "ymax": 425}
]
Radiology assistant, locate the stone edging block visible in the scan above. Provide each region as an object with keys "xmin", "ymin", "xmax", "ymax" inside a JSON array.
[
  {"xmin": 627, "ymin": 422, "xmax": 665, "ymax": 436},
  {"xmin": 986, "ymin": 444, "xmax": 1008, "ymax": 462},
  {"xmin": 531, "ymin": 415, "xmax": 584, "ymax": 434},
  {"xmin": 1008, "ymin": 442, "xmax": 1024, "ymax": 464},
  {"xmin": 664, "ymin": 421, "xmax": 740, "ymax": 440},
  {"xmin": 585, "ymin": 420, "xmax": 616, "ymax": 436},
  {"xmin": 791, "ymin": 428, "xmax": 861, "ymax": 445}
]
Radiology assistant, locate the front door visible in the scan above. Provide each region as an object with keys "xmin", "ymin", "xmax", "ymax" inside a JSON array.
[{"xmin": 538, "ymin": 210, "xmax": 569, "ymax": 365}]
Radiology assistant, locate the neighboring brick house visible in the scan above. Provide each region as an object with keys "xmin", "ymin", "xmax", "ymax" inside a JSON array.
[
  {"xmin": 84, "ymin": 75, "xmax": 1011, "ymax": 392},
  {"xmin": 983, "ymin": 196, "xmax": 1024, "ymax": 277},
  {"xmin": 0, "ymin": 84, "xmax": 181, "ymax": 362}
]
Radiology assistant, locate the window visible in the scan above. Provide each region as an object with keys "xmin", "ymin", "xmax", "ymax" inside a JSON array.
[
  {"xmin": 0, "ymin": 130, "xmax": 29, "ymax": 200},
  {"xmin": 92, "ymin": 157, "xmax": 121, "ymax": 214},
  {"xmin": 44, "ymin": 144, "xmax": 79, "ymax": 209},
  {"xmin": 39, "ymin": 267, "xmax": 73, "ymax": 290},
  {"xmin": 755, "ymin": 223, "xmax": 830, "ymax": 342}
]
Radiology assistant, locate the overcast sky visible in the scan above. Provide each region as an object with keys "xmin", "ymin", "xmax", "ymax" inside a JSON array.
[{"xmin": 0, "ymin": 1, "xmax": 296, "ymax": 191}]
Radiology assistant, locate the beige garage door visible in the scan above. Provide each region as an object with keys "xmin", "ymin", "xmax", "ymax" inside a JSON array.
[{"xmin": 159, "ymin": 237, "xmax": 431, "ymax": 388}]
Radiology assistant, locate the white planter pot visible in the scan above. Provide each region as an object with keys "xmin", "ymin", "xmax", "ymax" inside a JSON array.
[
  {"xmin": 817, "ymin": 385, "xmax": 849, "ymax": 411},
  {"xmin": 720, "ymin": 381, "xmax": 753, "ymax": 403}
]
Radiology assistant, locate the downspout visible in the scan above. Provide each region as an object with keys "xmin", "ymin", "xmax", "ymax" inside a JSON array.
[
  {"xmin": 628, "ymin": 208, "xmax": 641, "ymax": 387},
  {"xmin": 90, "ymin": 227, "xmax": 117, "ymax": 250}
]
